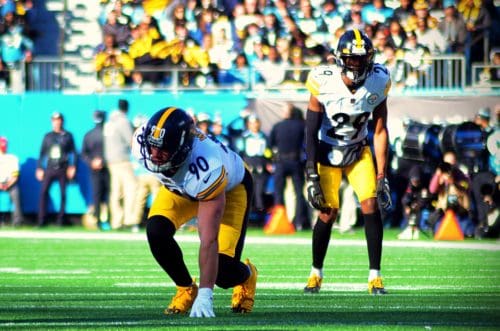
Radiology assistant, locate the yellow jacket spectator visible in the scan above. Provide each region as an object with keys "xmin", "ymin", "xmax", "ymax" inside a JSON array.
[
  {"xmin": 405, "ymin": 0, "xmax": 439, "ymax": 32},
  {"xmin": 142, "ymin": 0, "xmax": 170, "ymax": 16},
  {"xmin": 95, "ymin": 50, "xmax": 134, "ymax": 87}
]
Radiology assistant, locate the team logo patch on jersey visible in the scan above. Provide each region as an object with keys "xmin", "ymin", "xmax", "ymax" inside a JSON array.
[{"xmin": 367, "ymin": 94, "xmax": 379, "ymax": 105}]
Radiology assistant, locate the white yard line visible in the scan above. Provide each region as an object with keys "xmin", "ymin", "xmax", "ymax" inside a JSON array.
[{"xmin": 0, "ymin": 230, "xmax": 499, "ymax": 250}]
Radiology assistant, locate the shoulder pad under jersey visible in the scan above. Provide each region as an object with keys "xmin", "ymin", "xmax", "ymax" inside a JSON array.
[{"xmin": 305, "ymin": 65, "xmax": 339, "ymax": 96}]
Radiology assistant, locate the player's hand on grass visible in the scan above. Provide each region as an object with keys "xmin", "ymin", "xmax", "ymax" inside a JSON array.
[{"xmin": 189, "ymin": 288, "xmax": 215, "ymax": 318}]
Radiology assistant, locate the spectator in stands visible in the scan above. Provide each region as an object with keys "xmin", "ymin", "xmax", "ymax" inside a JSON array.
[
  {"xmin": 283, "ymin": 46, "xmax": 308, "ymax": 85},
  {"xmin": 242, "ymin": 22, "xmax": 263, "ymax": 58},
  {"xmin": 157, "ymin": 3, "xmax": 186, "ymax": 42},
  {"xmin": 0, "ymin": 136, "xmax": 23, "ymax": 226},
  {"xmin": 321, "ymin": 0, "xmax": 344, "ymax": 35},
  {"xmin": 36, "ymin": 112, "xmax": 77, "ymax": 227},
  {"xmin": 373, "ymin": 27, "xmax": 393, "ymax": 63},
  {"xmin": 191, "ymin": 8, "xmax": 215, "ymax": 45},
  {"xmin": 261, "ymin": 11, "xmax": 281, "ymax": 48},
  {"xmin": 438, "ymin": 0, "xmax": 467, "ymax": 53},
  {"xmin": 254, "ymin": 45, "xmax": 287, "ymax": 87},
  {"xmin": 103, "ymin": 99, "xmax": 137, "ymax": 230},
  {"xmin": 382, "ymin": 45, "xmax": 405, "ymax": 88},
  {"xmin": 0, "ymin": 7, "xmax": 32, "ymax": 91},
  {"xmin": 458, "ymin": 0, "xmax": 491, "ymax": 77},
  {"xmin": 387, "ymin": 19, "xmax": 406, "ymax": 50},
  {"xmin": 488, "ymin": 48, "xmax": 500, "ymax": 83},
  {"xmin": 230, "ymin": 3, "xmax": 257, "ymax": 45},
  {"xmin": 221, "ymin": 52, "xmax": 251, "ymax": 87},
  {"xmin": 406, "ymin": 0, "xmax": 439, "ymax": 32},
  {"xmin": 209, "ymin": 25, "xmax": 236, "ymax": 72},
  {"xmin": 282, "ymin": 15, "xmax": 306, "ymax": 49},
  {"xmin": 415, "ymin": 17, "xmax": 447, "ymax": 55},
  {"xmin": 102, "ymin": 9, "xmax": 132, "ymax": 51},
  {"xmin": 392, "ymin": 0, "xmax": 415, "ymax": 29},
  {"xmin": 295, "ymin": 0, "xmax": 327, "ymax": 38},
  {"xmin": 401, "ymin": 31, "xmax": 431, "ymax": 87},
  {"xmin": 94, "ymin": 33, "xmax": 135, "ymax": 88},
  {"xmin": 81, "ymin": 110, "xmax": 110, "ymax": 231},
  {"xmin": 128, "ymin": 19, "xmax": 174, "ymax": 84},
  {"xmin": 270, "ymin": 103, "xmax": 310, "ymax": 230},
  {"xmin": 344, "ymin": 9, "xmax": 366, "ymax": 33},
  {"xmin": 361, "ymin": 0, "xmax": 394, "ymax": 26}
]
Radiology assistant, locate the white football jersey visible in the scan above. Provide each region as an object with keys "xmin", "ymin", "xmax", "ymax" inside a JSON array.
[
  {"xmin": 306, "ymin": 63, "xmax": 391, "ymax": 147},
  {"xmin": 132, "ymin": 127, "xmax": 245, "ymax": 200}
]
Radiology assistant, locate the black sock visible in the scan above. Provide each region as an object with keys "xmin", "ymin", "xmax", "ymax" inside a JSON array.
[
  {"xmin": 312, "ymin": 219, "xmax": 333, "ymax": 269},
  {"xmin": 364, "ymin": 212, "xmax": 384, "ymax": 270},
  {"xmin": 146, "ymin": 216, "xmax": 192, "ymax": 287},
  {"xmin": 216, "ymin": 254, "xmax": 250, "ymax": 289}
]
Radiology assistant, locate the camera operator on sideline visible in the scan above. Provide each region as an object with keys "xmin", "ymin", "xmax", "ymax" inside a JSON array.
[{"xmin": 428, "ymin": 152, "xmax": 475, "ymax": 237}]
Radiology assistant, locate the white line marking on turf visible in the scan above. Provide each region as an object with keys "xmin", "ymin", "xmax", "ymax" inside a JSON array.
[
  {"xmin": 112, "ymin": 282, "xmax": 500, "ymax": 291},
  {"xmin": 0, "ymin": 230, "xmax": 499, "ymax": 250}
]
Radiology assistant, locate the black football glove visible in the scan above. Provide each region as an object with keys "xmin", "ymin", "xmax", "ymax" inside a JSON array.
[
  {"xmin": 306, "ymin": 162, "xmax": 326, "ymax": 211},
  {"xmin": 376, "ymin": 177, "xmax": 392, "ymax": 212}
]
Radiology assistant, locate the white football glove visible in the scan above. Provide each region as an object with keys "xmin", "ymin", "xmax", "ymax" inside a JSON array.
[{"xmin": 189, "ymin": 288, "xmax": 215, "ymax": 318}]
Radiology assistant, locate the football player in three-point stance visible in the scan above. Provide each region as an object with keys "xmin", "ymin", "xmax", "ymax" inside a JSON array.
[
  {"xmin": 303, "ymin": 29, "xmax": 392, "ymax": 295},
  {"xmin": 132, "ymin": 107, "xmax": 257, "ymax": 317}
]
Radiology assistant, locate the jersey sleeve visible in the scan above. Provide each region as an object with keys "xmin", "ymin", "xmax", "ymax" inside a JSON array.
[
  {"xmin": 373, "ymin": 63, "xmax": 392, "ymax": 98},
  {"xmin": 185, "ymin": 164, "xmax": 229, "ymax": 201},
  {"xmin": 305, "ymin": 66, "xmax": 326, "ymax": 96}
]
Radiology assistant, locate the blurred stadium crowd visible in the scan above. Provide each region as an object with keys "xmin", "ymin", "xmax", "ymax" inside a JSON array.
[{"xmin": 0, "ymin": 0, "xmax": 499, "ymax": 90}]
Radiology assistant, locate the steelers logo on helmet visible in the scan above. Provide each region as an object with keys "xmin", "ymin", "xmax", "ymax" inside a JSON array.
[
  {"xmin": 138, "ymin": 107, "xmax": 195, "ymax": 175},
  {"xmin": 335, "ymin": 29, "xmax": 375, "ymax": 85}
]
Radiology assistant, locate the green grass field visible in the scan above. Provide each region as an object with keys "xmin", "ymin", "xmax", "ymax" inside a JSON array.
[{"xmin": 0, "ymin": 227, "xmax": 499, "ymax": 330}]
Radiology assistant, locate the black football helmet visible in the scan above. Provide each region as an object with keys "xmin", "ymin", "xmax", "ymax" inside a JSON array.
[
  {"xmin": 137, "ymin": 107, "xmax": 195, "ymax": 174},
  {"xmin": 335, "ymin": 29, "xmax": 375, "ymax": 84}
]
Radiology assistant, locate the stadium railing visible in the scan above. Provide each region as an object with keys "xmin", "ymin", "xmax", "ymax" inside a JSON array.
[{"xmin": 1, "ymin": 54, "xmax": 492, "ymax": 94}]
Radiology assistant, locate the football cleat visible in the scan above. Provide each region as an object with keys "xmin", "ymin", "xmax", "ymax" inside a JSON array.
[
  {"xmin": 231, "ymin": 259, "xmax": 258, "ymax": 313},
  {"xmin": 165, "ymin": 279, "xmax": 198, "ymax": 314},
  {"xmin": 368, "ymin": 276, "xmax": 387, "ymax": 295},
  {"xmin": 303, "ymin": 274, "xmax": 322, "ymax": 293}
]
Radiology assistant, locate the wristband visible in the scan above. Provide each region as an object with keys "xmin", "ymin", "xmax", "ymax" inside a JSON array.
[{"xmin": 198, "ymin": 288, "xmax": 213, "ymax": 298}]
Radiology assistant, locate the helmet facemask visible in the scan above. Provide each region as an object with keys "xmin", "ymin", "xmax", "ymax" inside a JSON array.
[{"xmin": 339, "ymin": 54, "xmax": 372, "ymax": 84}]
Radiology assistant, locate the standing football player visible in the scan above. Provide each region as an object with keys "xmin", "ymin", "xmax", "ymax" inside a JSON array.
[
  {"xmin": 303, "ymin": 29, "xmax": 392, "ymax": 295},
  {"xmin": 132, "ymin": 107, "xmax": 257, "ymax": 318}
]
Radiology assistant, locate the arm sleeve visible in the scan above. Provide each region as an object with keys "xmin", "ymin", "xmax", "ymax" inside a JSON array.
[{"xmin": 305, "ymin": 109, "xmax": 322, "ymax": 165}]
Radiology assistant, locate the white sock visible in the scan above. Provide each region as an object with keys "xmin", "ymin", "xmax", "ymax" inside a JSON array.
[
  {"xmin": 310, "ymin": 267, "xmax": 323, "ymax": 278},
  {"xmin": 368, "ymin": 269, "xmax": 381, "ymax": 281}
]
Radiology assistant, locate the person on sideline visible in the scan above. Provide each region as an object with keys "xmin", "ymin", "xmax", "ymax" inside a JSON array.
[
  {"xmin": 103, "ymin": 99, "xmax": 138, "ymax": 230},
  {"xmin": 0, "ymin": 136, "xmax": 23, "ymax": 226},
  {"xmin": 303, "ymin": 29, "xmax": 392, "ymax": 295},
  {"xmin": 81, "ymin": 110, "xmax": 111, "ymax": 230},
  {"xmin": 36, "ymin": 112, "xmax": 77, "ymax": 226},
  {"xmin": 131, "ymin": 107, "xmax": 257, "ymax": 318},
  {"xmin": 269, "ymin": 103, "xmax": 310, "ymax": 230}
]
